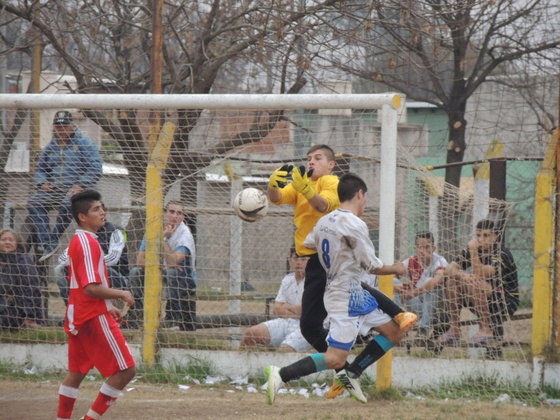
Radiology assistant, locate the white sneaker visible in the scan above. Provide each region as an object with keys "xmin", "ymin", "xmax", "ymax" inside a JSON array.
[
  {"xmin": 334, "ymin": 369, "xmax": 367, "ymax": 404},
  {"xmin": 265, "ymin": 366, "xmax": 283, "ymax": 405}
]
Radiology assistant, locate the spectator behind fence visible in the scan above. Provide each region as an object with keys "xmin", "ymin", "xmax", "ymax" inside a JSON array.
[
  {"xmin": 54, "ymin": 218, "xmax": 129, "ymax": 306},
  {"xmin": 0, "ymin": 229, "xmax": 44, "ymax": 330},
  {"xmin": 437, "ymin": 219, "xmax": 519, "ymax": 347},
  {"xmin": 27, "ymin": 110, "xmax": 103, "ymax": 263},
  {"xmin": 394, "ymin": 231, "xmax": 448, "ymax": 337},
  {"xmin": 240, "ymin": 249, "xmax": 312, "ymax": 352},
  {"xmin": 127, "ymin": 200, "xmax": 197, "ymax": 331}
]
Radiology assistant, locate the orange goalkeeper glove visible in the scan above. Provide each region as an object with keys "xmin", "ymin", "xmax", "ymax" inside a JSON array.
[
  {"xmin": 291, "ymin": 166, "xmax": 315, "ymax": 200},
  {"xmin": 268, "ymin": 164, "xmax": 293, "ymax": 189}
]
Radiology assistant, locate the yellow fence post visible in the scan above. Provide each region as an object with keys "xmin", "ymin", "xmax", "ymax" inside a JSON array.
[
  {"xmin": 376, "ymin": 274, "xmax": 394, "ymax": 391},
  {"xmin": 531, "ymin": 130, "xmax": 557, "ymax": 359},
  {"xmin": 143, "ymin": 121, "xmax": 175, "ymax": 366}
]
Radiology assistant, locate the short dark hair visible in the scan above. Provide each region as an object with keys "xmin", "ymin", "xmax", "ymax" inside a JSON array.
[
  {"xmin": 415, "ymin": 231, "xmax": 434, "ymax": 244},
  {"xmin": 71, "ymin": 189, "xmax": 102, "ymax": 224},
  {"xmin": 307, "ymin": 144, "xmax": 336, "ymax": 162},
  {"xmin": 165, "ymin": 200, "xmax": 184, "ymax": 210},
  {"xmin": 338, "ymin": 173, "xmax": 367, "ymax": 202},
  {"xmin": 476, "ymin": 219, "xmax": 497, "ymax": 233},
  {"xmin": 289, "ymin": 246, "xmax": 297, "ymax": 257}
]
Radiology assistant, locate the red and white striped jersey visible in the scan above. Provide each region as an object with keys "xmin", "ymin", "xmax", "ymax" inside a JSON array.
[{"xmin": 65, "ymin": 229, "xmax": 112, "ymax": 334}]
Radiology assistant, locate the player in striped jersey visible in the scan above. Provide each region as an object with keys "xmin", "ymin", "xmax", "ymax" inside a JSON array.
[{"xmin": 56, "ymin": 190, "xmax": 135, "ymax": 420}]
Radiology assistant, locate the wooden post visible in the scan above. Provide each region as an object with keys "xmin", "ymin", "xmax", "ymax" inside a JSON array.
[{"xmin": 142, "ymin": 0, "xmax": 166, "ymax": 366}]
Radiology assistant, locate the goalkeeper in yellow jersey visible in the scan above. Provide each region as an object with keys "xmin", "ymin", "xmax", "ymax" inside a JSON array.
[{"xmin": 267, "ymin": 145, "xmax": 417, "ymax": 400}]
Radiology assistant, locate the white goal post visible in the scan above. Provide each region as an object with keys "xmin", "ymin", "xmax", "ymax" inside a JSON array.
[
  {"xmin": 0, "ymin": 93, "xmax": 401, "ymax": 375},
  {"xmin": 1, "ymin": 92, "xmax": 554, "ymax": 398},
  {"xmin": 0, "ymin": 93, "xmax": 401, "ymax": 263}
]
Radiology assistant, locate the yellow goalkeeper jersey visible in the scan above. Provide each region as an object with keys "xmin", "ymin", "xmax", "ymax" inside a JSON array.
[{"xmin": 273, "ymin": 174, "xmax": 340, "ymax": 256}]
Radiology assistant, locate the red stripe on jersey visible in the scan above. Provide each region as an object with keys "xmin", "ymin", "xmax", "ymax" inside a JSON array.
[{"xmin": 65, "ymin": 231, "xmax": 112, "ymax": 334}]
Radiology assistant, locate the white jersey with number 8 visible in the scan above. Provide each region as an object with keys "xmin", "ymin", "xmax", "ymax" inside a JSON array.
[{"xmin": 304, "ymin": 208, "xmax": 383, "ymax": 317}]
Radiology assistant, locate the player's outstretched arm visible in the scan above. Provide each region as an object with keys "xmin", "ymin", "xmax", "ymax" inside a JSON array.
[
  {"xmin": 372, "ymin": 261, "xmax": 406, "ymax": 277},
  {"xmin": 268, "ymin": 164, "xmax": 293, "ymax": 203}
]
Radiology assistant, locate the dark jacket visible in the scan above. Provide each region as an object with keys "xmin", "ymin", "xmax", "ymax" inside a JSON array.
[{"xmin": 0, "ymin": 252, "xmax": 43, "ymax": 328}]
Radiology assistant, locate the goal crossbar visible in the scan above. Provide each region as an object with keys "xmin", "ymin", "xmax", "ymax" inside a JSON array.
[{"xmin": 0, "ymin": 93, "xmax": 401, "ymax": 110}]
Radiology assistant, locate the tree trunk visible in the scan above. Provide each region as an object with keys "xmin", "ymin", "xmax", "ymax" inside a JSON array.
[{"xmin": 439, "ymin": 107, "xmax": 467, "ymax": 261}]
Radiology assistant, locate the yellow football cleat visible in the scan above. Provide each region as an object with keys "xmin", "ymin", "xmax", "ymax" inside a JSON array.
[
  {"xmin": 326, "ymin": 379, "xmax": 345, "ymax": 399},
  {"xmin": 394, "ymin": 312, "xmax": 418, "ymax": 333}
]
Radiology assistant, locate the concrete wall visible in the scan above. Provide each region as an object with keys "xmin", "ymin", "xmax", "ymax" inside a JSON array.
[{"xmin": 1, "ymin": 343, "xmax": 556, "ymax": 390}]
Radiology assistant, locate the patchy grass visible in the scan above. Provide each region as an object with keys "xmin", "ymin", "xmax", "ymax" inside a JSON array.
[
  {"xmin": 0, "ymin": 327, "xmax": 67, "ymax": 344},
  {"xmin": 137, "ymin": 360, "xmax": 214, "ymax": 385}
]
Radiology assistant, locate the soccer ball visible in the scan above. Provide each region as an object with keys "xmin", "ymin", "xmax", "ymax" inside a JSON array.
[{"xmin": 233, "ymin": 188, "xmax": 269, "ymax": 222}]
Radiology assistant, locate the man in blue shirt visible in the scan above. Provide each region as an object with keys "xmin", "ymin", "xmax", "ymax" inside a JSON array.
[{"xmin": 27, "ymin": 110, "xmax": 103, "ymax": 262}]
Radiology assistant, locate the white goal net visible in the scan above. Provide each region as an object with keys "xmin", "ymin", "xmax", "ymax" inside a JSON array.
[{"xmin": 0, "ymin": 94, "xmax": 540, "ymax": 401}]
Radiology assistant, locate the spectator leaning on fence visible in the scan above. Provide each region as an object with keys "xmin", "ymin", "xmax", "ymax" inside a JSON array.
[
  {"xmin": 27, "ymin": 110, "xmax": 103, "ymax": 263},
  {"xmin": 394, "ymin": 231, "xmax": 448, "ymax": 337},
  {"xmin": 0, "ymin": 229, "xmax": 45, "ymax": 330},
  {"xmin": 54, "ymin": 218, "xmax": 130, "ymax": 306},
  {"xmin": 128, "ymin": 200, "xmax": 197, "ymax": 331},
  {"xmin": 240, "ymin": 248, "xmax": 312, "ymax": 352},
  {"xmin": 437, "ymin": 219, "xmax": 519, "ymax": 347}
]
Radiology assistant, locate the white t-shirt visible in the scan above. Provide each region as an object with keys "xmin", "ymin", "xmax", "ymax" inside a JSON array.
[
  {"xmin": 275, "ymin": 272, "xmax": 304, "ymax": 306},
  {"xmin": 139, "ymin": 222, "xmax": 196, "ymax": 277},
  {"xmin": 401, "ymin": 253, "xmax": 448, "ymax": 289},
  {"xmin": 304, "ymin": 208, "xmax": 383, "ymax": 317}
]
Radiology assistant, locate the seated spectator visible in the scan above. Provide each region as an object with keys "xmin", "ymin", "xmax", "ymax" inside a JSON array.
[
  {"xmin": 27, "ymin": 110, "xmax": 103, "ymax": 262},
  {"xmin": 0, "ymin": 229, "xmax": 44, "ymax": 329},
  {"xmin": 240, "ymin": 249, "xmax": 312, "ymax": 352},
  {"xmin": 128, "ymin": 200, "xmax": 196, "ymax": 331},
  {"xmin": 54, "ymin": 218, "xmax": 129, "ymax": 306},
  {"xmin": 394, "ymin": 231, "xmax": 448, "ymax": 336},
  {"xmin": 437, "ymin": 219, "xmax": 518, "ymax": 346}
]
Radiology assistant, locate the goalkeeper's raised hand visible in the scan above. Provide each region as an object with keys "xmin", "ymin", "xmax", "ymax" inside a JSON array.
[
  {"xmin": 291, "ymin": 165, "xmax": 315, "ymax": 200},
  {"xmin": 268, "ymin": 164, "xmax": 293, "ymax": 189}
]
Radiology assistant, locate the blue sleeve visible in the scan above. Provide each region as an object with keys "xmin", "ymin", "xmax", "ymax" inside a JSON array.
[
  {"xmin": 34, "ymin": 146, "xmax": 52, "ymax": 185},
  {"xmin": 78, "ymin": 139, "xmax": 103, "ymax": 188},
  {"xmin": 174, "ymin": 245, "xmax": 189, "ymax": 255}
]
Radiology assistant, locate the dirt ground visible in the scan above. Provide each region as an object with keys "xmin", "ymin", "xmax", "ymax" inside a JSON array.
[{"xmin": 1, "ymin": 379, "xmax": 559, "ymax": 420}]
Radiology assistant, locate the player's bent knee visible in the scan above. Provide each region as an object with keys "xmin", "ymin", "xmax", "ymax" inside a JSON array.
[{"xmin": 122, "ymin": 366, "xmax": 137, "ymax": 382}]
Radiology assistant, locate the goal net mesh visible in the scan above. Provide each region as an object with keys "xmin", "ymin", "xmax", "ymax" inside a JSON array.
[{"xmin": 0, "ymin": 103, "xmax": 539, "ymax": 397}]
